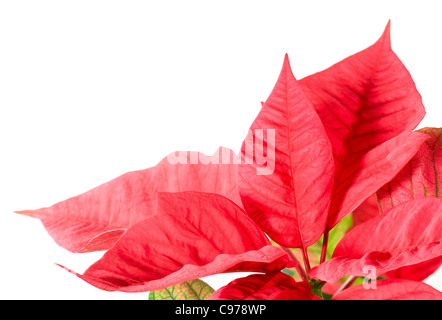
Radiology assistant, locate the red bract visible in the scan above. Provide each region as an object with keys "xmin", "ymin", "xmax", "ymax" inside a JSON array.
[
  {"xmin": 332, "ymin": 279, "xmax": 442, "ymax": 300},
  {"xmin": 349, "ymin": 128, "xmax": 442, "ymax": 282},
  {"xmin": 16, "ymin": 147, "xmax": 241, "ymax": 252},
  {"xmin": 209, "ymin": 272, "xmax": 316, "ymax": 300},
  {"xmin": 299, "ymin": 21, "xmax": 426, "ymax": 230},
  {"xmin": 309, "ymin": 198, "xmax": 442, "ymax": 283},
  {"xmin": 17, "ymin": 22, "xmax": 442, "ymax": 300},
  {"xmin": 237, "ymin": 54, "xmax": 335, "ymax": 250},
  {"xmin": 59, "ymin": 192, "xmax": 290, "ymax": 292},
  {"xmin": 377, "ymin": 127, "xmax": 442, "ymax": 213}
]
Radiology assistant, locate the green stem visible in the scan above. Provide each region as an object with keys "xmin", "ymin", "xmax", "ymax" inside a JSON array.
[
  {"xmin": 334, "ymin": 276, "xmax": 357, "ymax": 296},
  {"xmin": 280, "ymin": 246, "xmax": 308, "ymax": 282},
  {"xmin": 301, "ymin": 245, "xmax": 311, "ymax": 274}
]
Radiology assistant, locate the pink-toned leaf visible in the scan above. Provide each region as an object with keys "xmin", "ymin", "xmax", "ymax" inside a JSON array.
[
  {"xmin": 327, "ymin": 131, "xmax": 428, "ymax": 228},
  {"xmin": 59, "ymin": 192, "xmax": 291, "ymax": 292},
  {"xmin": 16, "ymin": 147, "xmax": 242, "ymax": 252},
  {"xmin": 352, "ymin": 129, "xmax": 442, "ymax": 281},
  {"xmin": 238, "ymin": 54, "xmax": 334, "ymax": 248},
  {"xmin": 209, "ymin": 272, "xmax": 316, "ymax": 300},
  {"xmin": 309, "ymin": 198, "xmax": 442, "ymax": 283},
  {"xmin": 377, "ymin": 127, "xmax": 442, "ymax": 213},
  {"xmin": 299, "ymin": 22, "xmax": 426, "ymax": 229},
  {"xmin": 353, "ymin": 195, "xmax": 442, "ymax": 282},
  {"xmin": 332, "ymin": 279, "xmax": 442, "ymax": 300},
  {"xmin": 384, "ymin": 257, "xmax": 442, "ymax": 282}
]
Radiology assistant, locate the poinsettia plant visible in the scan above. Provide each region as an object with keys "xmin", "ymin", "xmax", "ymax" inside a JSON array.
[{"xmin": 17, "ymin": 22, "xmax": 442, "ymax": 300}]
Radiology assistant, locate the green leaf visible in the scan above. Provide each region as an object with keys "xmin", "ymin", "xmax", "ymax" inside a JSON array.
[
  {"xmin": 326, "ymin": 214, "xmax": 353, "ymax": 259},
  {"xmin": 281, "ymin": 268, "xmax": 295, "ymax": 276},
  {"xmin": 148, "ymin": 279, "xmax": 215, "ymax": 300}
]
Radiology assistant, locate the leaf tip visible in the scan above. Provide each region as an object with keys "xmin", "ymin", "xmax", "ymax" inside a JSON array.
[
  {"xmin": 55, "ymin": 263, "xmax": 80, "ymax": 277},
  {"xmin": 283, "ymin": 53, "xmax": 291, "ymax": 69},
  {"xmin": 281, "ymin": 53, "xmax": 296, "ymax": 81},
  {"xmin": 14, "ymin": 209, "xmax": 36, "ymax": 216},
  {"xmin": 380, "ymin": 20, "xmax": 392, "ymax": 48}
]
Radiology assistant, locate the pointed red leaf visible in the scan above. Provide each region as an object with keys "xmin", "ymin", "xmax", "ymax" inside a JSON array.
[
  {"xmin": 332, "ymin": 279, "xmax": 442, "ymax": 300},
  {"xmin": 309, "ymin": 198, "xmax": 442, "ymax": 283},
  {"xmin": 353, "ymin": 129, "xmax": 442, "ymax": 281},
  {"xmin": 209, "ymin": 272, "xmax": 316, "ymax": 300},
  {"xmin": 327, "ymin": 131, "xmax": 428, "ymax": 228},
  {"xmin": 59, "ymin": 192, "xmax": 290, "ymax": 292},
  {"xmin": 16, "ymin": 147, "xmax": 242, "ymax": 252},
  {"xmin": 299, "ymin": 22, "xmax": 426, "ymax": 229},
  {"xmin": 384, "ymin": 257, "xmax": 442, "ymax": 282},
  {"xmin": 377, "ymin": 127, "xmax": 442, "ymax": 213},
  {"xmin": 353, "ymin": 193, "xmax": 442, "ymax": 281},
  {"xmin": 238, "ymin": 54, "xmax": 335, "ymax": 248}
]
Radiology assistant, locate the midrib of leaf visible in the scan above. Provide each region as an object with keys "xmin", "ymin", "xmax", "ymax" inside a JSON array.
[
  {"xmin": 283, "ymin": 65, "xmax": 306, "ymax": 253},
  {"xmin": 328, "ymin": 82, "xmax": 383, "ymax": 228},
  {"xmin": 332, "ymin": 35, "xmax": 389, "ymax": 183}
]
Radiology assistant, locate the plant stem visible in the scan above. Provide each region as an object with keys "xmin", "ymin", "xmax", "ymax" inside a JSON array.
[
  {"xmin": 320, "ymin": 230, "xmax": 329, "ymax": 264},
  {"xmin": 334, "ymin": 275, "xmax": 357, "ymax": 296},
  {"xmin": 280, "ymin": 246, "xmax": 308, "ymax": 282},
  {"xmin": 301, "ymin": 246, "xmax": 311, "ymax": 274}
]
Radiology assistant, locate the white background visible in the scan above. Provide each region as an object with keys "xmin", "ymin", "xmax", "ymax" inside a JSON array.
[{"xmin": 1, "ymin": 1, "xmax": 441, "ymax": 299}]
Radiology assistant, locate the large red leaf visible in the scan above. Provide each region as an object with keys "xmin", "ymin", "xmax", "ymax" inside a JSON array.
[
  {"xmin": 355, "ymin": 128, "xmax": 442, "ymax": 281},
  {"xmin": 16, "ymin": 147, "xmax": 241, "ymax": 252},
  {"xmin": 332, "ymin": 279, "xmax": 442, "ymax": 300},
  {"xmin": 209, "ymin": 272, "xmax": 316, "ymax": 300},
  {"xmin": 326, "ymin": 131, "xmax": 428, "ymax": 228},
  {"xmin": 299, "ymin": 22, "xmax": 426, "ymax": 229},
  {"xmin": 238, "ymin": 54, "xmax": 335, "ymax": 248},
  {"xmin": 377, "ymin": 127, "xmax": 442, "ymax": 213},
  {"xmin": 352, "ymin": 194, "xmax": 442, "ymax": 282},
  {"xmin": 309, "ymin": 198, "xmax": 442, "ymax": 283},
  {"xmin": 59, "ymin": 192, "xmax": 290, "ymax": 292}
]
